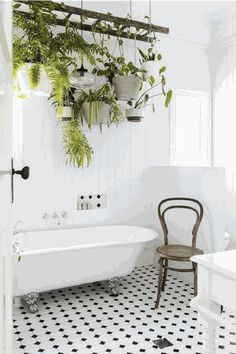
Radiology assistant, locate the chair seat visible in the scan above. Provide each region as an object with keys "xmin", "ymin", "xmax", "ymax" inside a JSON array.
[{"xmin": 156, "ymin": 244, "xmax": 204, "ymax": 261}]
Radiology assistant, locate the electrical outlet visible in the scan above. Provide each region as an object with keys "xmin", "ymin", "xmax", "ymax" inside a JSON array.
[{"xmin": 77, "ymin": 194, "xmax": 108, "ymax": 210}]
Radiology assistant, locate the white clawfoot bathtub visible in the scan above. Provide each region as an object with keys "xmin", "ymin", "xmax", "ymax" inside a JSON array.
[{"xmin": 13, "ymin": 225, "xmax": 157, "ymax": 305}]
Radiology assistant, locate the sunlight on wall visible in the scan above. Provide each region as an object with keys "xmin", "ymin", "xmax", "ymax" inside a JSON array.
[{"xmin": 214, "ymin": 65, "xmax": 236, "ymax": 192}]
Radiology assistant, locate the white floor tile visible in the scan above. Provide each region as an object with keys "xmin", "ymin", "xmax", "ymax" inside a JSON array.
[{"xmin": 13, "ymin": 265, "xmax": 236, "ymax": 354}]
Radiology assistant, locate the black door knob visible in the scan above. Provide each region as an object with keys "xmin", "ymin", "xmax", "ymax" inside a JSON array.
[
  {"xmin": 13, "ymin": 166, "xmax": 30, "ymax": 180},
  {"xmin": 11, "ymin": 158, "xmax": 30, "ymax": 203}
]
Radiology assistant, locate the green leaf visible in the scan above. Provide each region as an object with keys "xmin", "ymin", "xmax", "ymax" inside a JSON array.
[
  {"xmin": 159, "ymin": 66, "xmax": 166, "ymax": 74},
  {"xmin": 165, "ymin": 90, "xmax": 172, "ymax": 108},
  {"xmin": 149, "ymin": 75, "xmax": 155, "ymax": 87},
  {"xmin": 144, "ymin": 94, "xmax": 149, "ymax": 103},
  {"xmin": 27, "ymin": 64, "xmax": 41, "ymax": 90}
]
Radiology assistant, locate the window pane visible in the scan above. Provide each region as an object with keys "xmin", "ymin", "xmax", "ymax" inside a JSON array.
[{"xmin": 171, "ymin": 90, "xmax": 211, "ymax": 167}]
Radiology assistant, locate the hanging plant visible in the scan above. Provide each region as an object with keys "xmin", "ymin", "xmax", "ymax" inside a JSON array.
[
  {"xmin": 13, "ymin": 0, "xmax": 102, "ymax": 112},
  {"xmin": 63, "ymin": 119, "xmax": 93, "ymax": 168},
  {"xmin": 56, "ymin": 91, "xmax": 75, "ymax": 121},
  {"xmin": 91, "ymin": 18, "xmax": 145, "ymax": 101},
  {"xmin": 73, "ymin": 83, "xmax": 123, "ymax": 129},
  {"xmin": 138, "ymin": 46, "xmax": 163, "ymax": 80},
  {"xmin": 126, "ymin": 75, "xmax": 172, "ymax": 121}
]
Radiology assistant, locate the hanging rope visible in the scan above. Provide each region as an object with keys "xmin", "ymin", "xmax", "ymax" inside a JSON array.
[
  {"xmin": 148, "ymin": 0, "xmax": 152, "ymax": 46},
  {"xmin": 81, "ymin": 0, "xmax": 84, "ymax": 38},
  {"xmin": 129, "ymin": 0, "xmax": 137, "ymax": 65},
  {"xmin": 80, "ymin": 0, "xmax": 84, "ymax": 64},
  {"xmin": 149, "ymin": 0, "xmax": 152, "ymax": 23}
]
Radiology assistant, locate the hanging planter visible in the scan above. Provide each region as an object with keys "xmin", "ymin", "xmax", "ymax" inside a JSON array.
[
  {"xmin": 73, "ymin": 84, "xmax": 123, "ymax": 129},
  {"xmin": 82, "ymin": 102, "xmax": 111, "ymax": 125},
  {"xmin": 138, "ymin": 48, "xmax": 163, "ymax": 81},
  {"xmin": 141, "ymin": 61, "xmax": 160, "ymax": 80},
  {"xmin": 57, "ymin": 106, "xmax": 73, "ymax": 121},
  {"xmin": 17, "ymin": 63, "xmax": 51, "ymax": 97},
  {"xmin": 112, "ymin": 75, "xmax": 142, "ymax": 101},
  {"xmin": 56, "ymin": 92, "xmax": 75, "ymax": 121},
  {"xmin": 126, "ymin": 107, "xmax": 144, "ymax": 122}
]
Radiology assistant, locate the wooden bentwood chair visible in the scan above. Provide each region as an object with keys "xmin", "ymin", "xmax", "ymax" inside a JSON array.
[{"xmin": 155, "ymin": 197, "xmax": 204, "ymax": 309}]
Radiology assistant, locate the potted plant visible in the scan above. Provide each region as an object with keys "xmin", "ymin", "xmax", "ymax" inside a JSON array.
[
  {"xmin": 138, "ymin": 47, "xmax": 162, "ymax": 80},
  {"xmin": 13, "ymin": 1, "xmax": 102, "ymax": 112},
  {"xmin": 92, "ymin": 55, "xmax": 144, "ymax": 101},
  {"xmin": 56, "ymin": 92, "xmax": 74, "ymax": 121},
  {"xmin": 126, "ymin": 78, "xmax": 173, "ymax": 122},
  {"xmin": 73, "ymin": 84, "xmax": 123, "ymax": 128}
]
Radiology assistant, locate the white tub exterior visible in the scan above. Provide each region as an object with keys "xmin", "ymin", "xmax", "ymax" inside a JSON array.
[{"xmin": 13, "ymin": 225, "xmax": 157, "ymax": 296}]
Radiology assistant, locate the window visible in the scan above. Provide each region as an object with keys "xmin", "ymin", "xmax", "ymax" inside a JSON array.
[{"xmin": 170, "ymin": 90, "xmax": 211, "ymax": 167}]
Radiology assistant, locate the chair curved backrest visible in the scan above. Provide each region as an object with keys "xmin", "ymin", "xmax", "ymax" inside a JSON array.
[{"xmin": 158, "ymin": 197, "xmax": 204, "ymax": 248}]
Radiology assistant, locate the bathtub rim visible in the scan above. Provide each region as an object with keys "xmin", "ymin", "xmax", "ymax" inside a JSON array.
[{"xmin": 14, "ymin": 224, "xmax": 158, "ymax": 258}]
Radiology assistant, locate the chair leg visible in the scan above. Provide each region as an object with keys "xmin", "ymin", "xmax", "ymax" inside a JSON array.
[
  {"xmin": 193, "ymin": 262, "xmax": 198, "ymax": 296},
  {"xmin": 155, "ymin": 257, "xmax": 164, "ymax": 309},
  {"xmin": 162, "ymin": 259, "xmax": 168, "ymax": 291}
]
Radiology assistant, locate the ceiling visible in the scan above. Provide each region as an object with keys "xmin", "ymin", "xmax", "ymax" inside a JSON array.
[{"xmin": 62, "ymin": 1, "xmax": 236, "ymax": 44}]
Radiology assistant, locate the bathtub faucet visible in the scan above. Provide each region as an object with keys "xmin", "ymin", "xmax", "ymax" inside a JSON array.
[{"xmin": 52, "ymin": 212, "xmax": 61, "ymax": 225}]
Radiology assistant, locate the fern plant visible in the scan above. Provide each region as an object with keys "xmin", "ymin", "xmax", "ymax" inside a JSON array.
[
  {"xmin": 63, "ymin": 119, "xmax": 93, "ymax": 168},
  {"xmin": 13, "ymin": 0, "xmax": 102, "ymax": 111}
]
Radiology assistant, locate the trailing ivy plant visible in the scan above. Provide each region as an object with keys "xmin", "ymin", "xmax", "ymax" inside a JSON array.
[
  {"xmin": 73, "ymin": 83, "xmax": 123, "ymax": 129},
  {"xmin": 92, "ymin": 55, "xmax": 145, "ymax": 83},
  {"xmin": 128, "ymin": 73, "xmax": 172, "ymax": 110},
  {"xmin": 13, "ymin": 0, "xmax": 102, "ymax": 111}
]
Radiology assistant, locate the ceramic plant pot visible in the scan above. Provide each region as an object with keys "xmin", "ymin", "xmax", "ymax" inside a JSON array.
[
  {"xmin": 112, "ymin": 75, "xmax": 142, "ymax": 101},
  {"xmin": 126, "ymin": 107, "xmax": 144, "ymax": 122},
  {"xmin": 17, "ymin": 63, "xmax": 51, "ymax": 97},
  {"xmin": 82, "ymin": 102, "xmax": 111, "ymax": 125},
  {"xmin": 57, "ymin": 106, "xmax": 73, "ymax": 121},
  {"xmin": 142, "ymin": 61, "xmax": 159, "ymax": 80}
]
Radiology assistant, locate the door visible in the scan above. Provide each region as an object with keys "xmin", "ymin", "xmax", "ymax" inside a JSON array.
[{"xmin": 0, "ymin": 1, "xmax": 13, "ymax": 354}]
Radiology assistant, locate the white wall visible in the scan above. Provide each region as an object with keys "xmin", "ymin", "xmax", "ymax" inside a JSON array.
[
  {"xmin": 210, "ymin": 6, "xmax": 236, "ymax": 248},
  {"xmin": 13, "ymin": 1, "xmax": 213, "ymax": 267}
]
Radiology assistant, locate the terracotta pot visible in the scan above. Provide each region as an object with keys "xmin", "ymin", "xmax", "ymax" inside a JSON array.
[
  {"xmin": 142, "ymin": 61, "xmax": 159, "ymax": 80},
  {"xmin": 126, "ymin": 107, "xmax": 144, "ymax": 122},
  {"xmin": 112, "ymin": 75, "xmax": 142, "ymax": 101},
  {"xmin": 82, "ymin": 102, "xmax": 111, "ymax": 125}
]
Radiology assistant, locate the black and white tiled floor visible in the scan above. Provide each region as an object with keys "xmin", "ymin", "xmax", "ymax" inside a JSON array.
[{"xmin": 13, "ymin": 265, "xmax": 236, "ymax": 354}]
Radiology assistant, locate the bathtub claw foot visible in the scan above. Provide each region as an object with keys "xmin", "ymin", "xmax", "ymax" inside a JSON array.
[
  {"xmin": 22, "ymin": 292, "xmax": 40, "ymax": 313},
  {"xmin": 107, "ymin": 277, "xmax": 120, "ymax": 296}
]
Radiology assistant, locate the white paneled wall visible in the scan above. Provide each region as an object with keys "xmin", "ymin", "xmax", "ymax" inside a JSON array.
[
  {"xmin": 13, "ymin": 1, "xmax": 213, "ymax": 267},
  {"xmin": 14, "ymin": 97, "xmax": 168, "ymax": 225}
]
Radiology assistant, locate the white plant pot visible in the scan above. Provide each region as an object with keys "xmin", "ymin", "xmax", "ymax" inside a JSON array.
[
  {"xmin": 57, "ymin": 106, "xmax": 72, "ymax": 120},
  {"xmin": 142, "ymin": 61, "xmax": 159, "ymax": 80},
  {"xmin": 112, "ymin": 75, "xmax": 142, "ymax": 101},
  {"xmin": 126, "ymin": 107, "xmax": 144, "ymax": 122},
  {"xmin": 17, "ymin": 63, "xmax": 51, "ymax": 97},
  {"xmin": 82, "ymin": 102, "xmax": 111, "ymax": 125}
]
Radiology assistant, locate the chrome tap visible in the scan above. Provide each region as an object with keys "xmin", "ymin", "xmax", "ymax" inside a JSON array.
[{"xmin": 52, "ymin": 212, "xmax": 61, "ymax": 225}]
